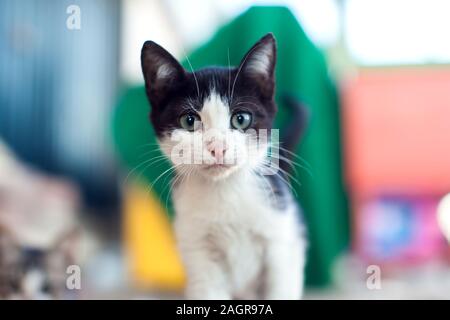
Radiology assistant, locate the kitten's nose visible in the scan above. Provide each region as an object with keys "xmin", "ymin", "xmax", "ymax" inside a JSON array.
[{"xmin": 207, "ymin": 141, "xmax": 228, "ymax": 164}]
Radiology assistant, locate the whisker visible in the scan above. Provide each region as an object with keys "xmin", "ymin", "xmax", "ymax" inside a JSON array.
[
  {"xmin": 227, "ymin": 48, "xmax": 232, "ymax": 104},
  {"xmin": 181, "ymin": 48, "xmax": 200, "ymax": 98},
  {"xmin": 271, "ymin": 154, "xmax": 299, "ymax": 175},
  {"xmin": 259, "ymin": 160, "xmax": 302, "ymax": 193},
  {"xmin": 164, "ymin": 172, "xmax": 181, "ymax": 210},
  {"xmin": 253, "ymin": 168, "xmax": 277, "ymax": 203},
  {"xmin": 269, "ymin": 153, "xmax": 313, "ymax": 178},
  {"xmin": 256, "ymin": 162, "xmax": 299, "ymax": 198},
  {"xmin": 230, "ymin": 44, "xmax": 263, "ymax": 104},
  {"xmin": 138, "ymin": 148, "xmax": 168, "ymax": 158},
  {"xmin": 127, "ymin": 157, "xmax": 171, "ymax": 188},
  {"xmin": 145, "ymin": 164, "xmax": 181, "ymax": 200},
  {"xmin": 180, "ymin": 100, "xmax": 198, "ymax": 113},
  {"xmin": 270, "ymin": 143, "xmax": 313, "ymax": 173},
  {"xmin": 232, "ymin": 101, "xmax": 261, "ymax": 109},
  {"xmin": 122, "ymin": 157, "xmax": 157, "ymax": 187}
]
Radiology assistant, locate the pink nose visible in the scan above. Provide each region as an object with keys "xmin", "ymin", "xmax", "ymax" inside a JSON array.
[{"xmin": 207, "ymin": 141, "xmax": 227, "ymax": 163}]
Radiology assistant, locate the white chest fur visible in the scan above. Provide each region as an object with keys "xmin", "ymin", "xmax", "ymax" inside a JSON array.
[{"xmin": 172, "ymin": 171, "xmax": 305, "ymax": 299}]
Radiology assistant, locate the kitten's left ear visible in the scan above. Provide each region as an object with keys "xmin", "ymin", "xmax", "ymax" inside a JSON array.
[{"xmin": 239, "ymin": 33, "xmax": 277, "ymax": 99}]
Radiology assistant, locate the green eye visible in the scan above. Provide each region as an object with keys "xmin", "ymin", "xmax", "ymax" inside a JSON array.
[
  {"xmin": 179, "ymin": 113, "xmax": 201, "ymax": 131},
  {"xmin": 231, "ymin": 112, "xmax": 252, "ymax": 130}
]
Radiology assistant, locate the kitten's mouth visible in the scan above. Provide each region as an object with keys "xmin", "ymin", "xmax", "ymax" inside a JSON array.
[
  {"xmin": 201, "ymin": 163, "xmax": 238, "ymax": 179},
  {"xmin": 204, "ymin": 163, "xmax": 232, "ymax": 170}
]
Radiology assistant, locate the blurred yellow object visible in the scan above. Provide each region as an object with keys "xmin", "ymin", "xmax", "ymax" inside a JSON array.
[{"xmin": 123, "ymin": 182, "xmax": 185, "ymax": 291}]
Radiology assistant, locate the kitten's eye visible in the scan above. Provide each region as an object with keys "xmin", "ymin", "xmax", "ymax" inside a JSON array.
[
  {"xmin": 231, "ymin": 112, "xmax": 252, "ymax": 130},
  {"xmin": 179, "ymin": 114, "xmax": 201, "ymax": 131}
]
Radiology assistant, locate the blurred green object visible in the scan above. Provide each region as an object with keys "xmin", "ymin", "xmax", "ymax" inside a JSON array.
[{"xmin": 112, "ymin": 6, "xmax": 349, "ymax": 287}]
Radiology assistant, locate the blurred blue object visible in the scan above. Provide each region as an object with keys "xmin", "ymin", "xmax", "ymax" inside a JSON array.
[{"xmin": 0, "ymin": 0, "xmax": 120, "ymax": 212}]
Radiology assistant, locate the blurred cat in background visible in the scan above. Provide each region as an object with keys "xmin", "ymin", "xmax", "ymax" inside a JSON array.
[
  {"xmin": 0, "ymin": 226, "xmax": 78, "ymax": 299},
  {"xmin": 0, "ymin": 141, "xmax": 83, "ymax": 299}
]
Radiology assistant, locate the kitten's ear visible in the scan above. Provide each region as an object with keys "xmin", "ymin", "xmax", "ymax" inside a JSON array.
[
  {"xmin": 239, "ymin": 33, "xmax": 277, "ymax": 99},
  {"xmin": 141, "ymin": 41, "xmax": 186, "ymax": 107}
]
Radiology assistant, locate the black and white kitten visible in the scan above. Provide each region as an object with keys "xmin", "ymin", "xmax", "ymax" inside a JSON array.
[{"xmin": 141, "ymin": 33, "xmax": 306, "ymax": 299}]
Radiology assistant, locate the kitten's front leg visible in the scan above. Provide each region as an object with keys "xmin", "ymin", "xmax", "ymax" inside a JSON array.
[
  {"xmin": 263, "ymin": 241, "xmax": 305, "ymax": 300},
  {"xmin": 180, "ymin": 244, "xmax": 231, "ymax": 300}
]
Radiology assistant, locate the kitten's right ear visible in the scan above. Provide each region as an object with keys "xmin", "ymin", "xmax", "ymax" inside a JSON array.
[{"xmin": 141, "ymin": 41, "xmax": 186, "ymax": 107}]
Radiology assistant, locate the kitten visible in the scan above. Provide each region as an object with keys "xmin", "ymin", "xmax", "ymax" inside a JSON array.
[
  {"xmin": 0, "ymin": 225, "xmax": 78, "ymax": 299},
  {"xmin": 0, "ymin": 141, "xmax": 89, "ymax": 300},
  {"xmin": 141, "ymin": 33, "xmax": 307, "ymax": 299}
]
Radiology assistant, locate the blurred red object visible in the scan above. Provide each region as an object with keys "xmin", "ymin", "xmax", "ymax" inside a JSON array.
[
  {"xmin": 342, "ymin": 68, "xmax": 450, "ymax": 196},
  {"xmin": 342, "ymin": 68, "xmax": 450, "ymax": 264}
]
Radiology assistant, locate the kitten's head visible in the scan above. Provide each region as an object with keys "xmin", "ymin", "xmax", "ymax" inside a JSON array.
[{"xmin": 141, "ymin": 34, "xmax": 277, "ymax": 180}]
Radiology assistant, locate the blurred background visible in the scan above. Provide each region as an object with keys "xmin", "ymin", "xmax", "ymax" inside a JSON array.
[{"xmin": 1, "ymin": 0, "xmax": 450, "ymax": 299}]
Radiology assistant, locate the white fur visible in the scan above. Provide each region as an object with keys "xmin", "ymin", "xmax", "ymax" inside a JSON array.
[
  {"xmin": 159, "ymin": 92, "xmax": 306, "ymax": 299},
  {"xmin": 200, "ymin": 93, "xmax": 230, "ymax": 131},
  {"xmin": 245, "ymin": 43, "xmax": 272, "ymax": 77},
  {"xmin": 156, "ymin": 64, "xmax": 173, "ymax": 80},
  {"xmin": 173, "ymin": 172, "xmax": 306, "ymax": 299}
]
